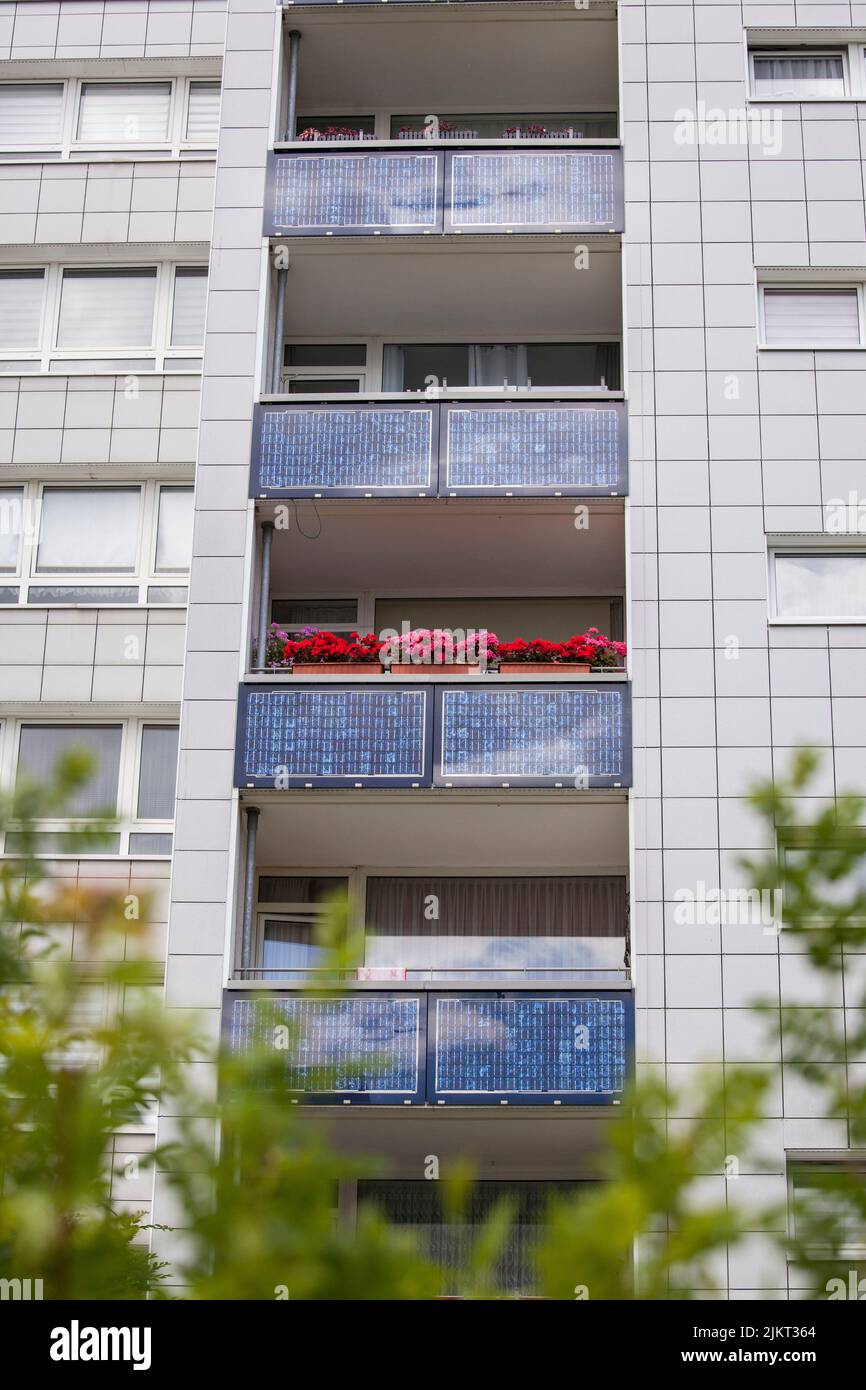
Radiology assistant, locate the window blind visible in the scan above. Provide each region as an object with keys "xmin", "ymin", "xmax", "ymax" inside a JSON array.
[
  {"xmin": 186, "ymin": 81, "xmax": 220, "ymax": 142},
  {"xmin": 0, "ymin": 270, "xmax": 44, "ymax": 349},
  {"xmin": 762, "ymin": 288, "xmax": 861, "ymax": 346},
  {"xmin": 17, "ymin": 725, "xmax": 122, "ymax": 815},
  {"xmin": 0, "ymin": 83, "xmax": 63, "ymax": 144},
  {"xmin": 155, "ymin": 487, "xmax": 194, "ymax": 572},
  {"xmin": 137, "ymin": 726, "xmax": 179, "ymax": 819},
  {"xmin": 57, "ymin": 269, "xmax": 157, "ymax": 350},
  {"xmin": 0, "ymin": 489, "xmax": 23, "ymax": 570},
  {"xmin": 77, "ymin": 82, "xmax": 171, "ymax": 142},
  {"xmin": 36, "ymin": 488, "xmax": 141, "ymax": 572},
  {"xmin": 752, "ymin": 54, "xmax": 845, "ymax": 99},
  {"xmin": 170, "ymin": 268, "xmax": 208, "ymax": 347}
]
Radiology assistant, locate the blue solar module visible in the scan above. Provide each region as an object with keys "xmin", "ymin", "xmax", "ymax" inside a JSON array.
[
  {"xmin": 227, "ymin": 994, "xmax": 424, "ymax": 1102},
  {"xmin": 446, "ymin": 150, "xmax": 623, "ymax": 232},
  {"xmin": 430, "ymin": 994, "xmax": 629, "ymax": 1102},
  {"xmin": 252, "ymin": 403, "xmax": 437, "ymax": 496},
  {"xmin": 266, "ymin": 150, "xmax": 442, "ymax": 234},
  {"xmin": 237, "ymin": 686, "xmax": 433, "ymax": 787},
  {"xmin": 443, "ymin": 403, "xmax": 626, "ymax": 494},
  {"xmin": 435, "ymin": 685, "xmax": 631, "ymax": 787}
]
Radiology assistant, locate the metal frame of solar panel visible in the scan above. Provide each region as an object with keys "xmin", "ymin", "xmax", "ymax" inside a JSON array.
[
  {"xmin": 250, "ymin": 400, "xmax": 439, "ymax": 497},
  {"xmin": 235, "ymin": 683, "xmax": 435, "ymax": 788},
  {"xmin": 443, "ymin": 148, "xmax": 625, "ymax": 234},
  {"xmin": 427, "ymin": 990, "xmax": 634, "ymax": 1106},
  {"xmin": 264, "ymin": 148, "xmax": 445, "ymax": 236},
  {"xmin": 433, "ymin": 683, "xmax": 632, "ymax": 789},
  {"xmin": 224, "ymin": 991, "xmax": 427, "ymax": 1105},
  {"xmin": 440, "ymin": 400, "xmax": 627, "ymax": 497}
]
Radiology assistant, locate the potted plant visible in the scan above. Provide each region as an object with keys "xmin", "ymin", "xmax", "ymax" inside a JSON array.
[
  {"xmin": 495, "ymin": 638, "xmax": 584, "ymax": 675},
  {"xmin": 576, "ymin": 628, "xmax": 628, "ymax": 672},
  {"xmin": 387, "ymin": 628, "xmax": 497, "ymax": 676},
  {"xmin": 283, "ymin": 628, "xmax": 386, "ymax": 675}
]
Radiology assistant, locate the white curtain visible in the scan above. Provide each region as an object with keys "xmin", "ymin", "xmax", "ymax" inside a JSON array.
[
  {"xmin": 136, "ymin": 726, "xmax": 179, "ymax": 819},
  {"xmin": 17, "ymin": 725, "xmax": 122, "ymax": 815},
  {"xmin": 469, "ymin": 344, "xmax": 529, "ymax": 387},
  {"xmin": 752, "ymin": 56, "xmax": 845, "ymax": 99},
  {"xmin": 155, "ymin": 487, "xmax": 194, "ymax": 571},
  {"xmin": 186, "ymin": 82, "xmax": 221, "ymax": 142},
  {"xmin": 170, "ymin": 269, "xmax": 208, "ymax": 346}
]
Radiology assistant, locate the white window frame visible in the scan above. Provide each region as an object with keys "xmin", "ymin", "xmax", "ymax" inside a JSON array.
[
  {"xmin": 757, "ymin": 282, "xmax": 865, "ymax": 351},
  {"xmin": 786, "ymin": 1156, "xmax": 866, "ymax": 1261},
  {"xmin": 0, "ymin": 717, "xmax": 179, "ymax": 858},
  {"xmin": 0, "ymin": 480, "xmax": 191, "ymax": 608},
  {"xmin": 768, "ymin": 542, "xmax": 866, "ymax": 625},
  {"xmin": 0, "ymin": 261, "xmax": 207, "ymax": 374},
  {"xmin": 748, "ymin": 47, "xmax": 851, "ymax": 102},
  {"xmin": 0, "ymin": 76, "xmax": 219, "ymax": 160}
]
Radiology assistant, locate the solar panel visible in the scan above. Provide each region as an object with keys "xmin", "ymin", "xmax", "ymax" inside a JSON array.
[
  {"xmin": 446, "ymin": 150, "xmax": 624, "ymax": 232},
  {"xmin": 431, "ymin": 994, "xmax": 629, "ymax": 1102},
  {"xmin": 266, "ymin": 150, "xmax": 442, "ymax": 235},
  {"xmin": 435, "ymin": 685, "xmax": 631, "ymax": 787},
  {"xmin": 236, "ymin": 686, "xmax": 433, "ymax": 787},
  {"xmin": 252, "ymin": 403, "xmax": 437, "ymax": 496},
  {"xmin": 443, "ymin": 403, "xmax": 626, "ymax": 494},
  {"xmin": 227, "ymin": 994, "xmax": 424, "ymax": 1102}
]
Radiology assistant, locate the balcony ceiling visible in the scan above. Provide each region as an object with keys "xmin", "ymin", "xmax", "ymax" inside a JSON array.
[
  {"xmin": 267, "ymin": 500, "xmax": 625, "ymax": 594},
  {"xmin": 282, "ymin": 242, "xmax": 622, "ymax": 339},
  {"xmin": 250, "ymin": 792, "xmax": 629, "ymax": 872},
  {"xmin": 294, "ymin": 13, "xmax": 618, "ymax": 114}
]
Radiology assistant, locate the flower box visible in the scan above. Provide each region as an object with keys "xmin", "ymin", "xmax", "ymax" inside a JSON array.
[
  {"xmin": 498, "ymin": 662, "xmax": 591, "ymax": 675},
  {"xmin": 390, "ymin": 663, "xmax": 482, "ymax": 677},
  {"xmin": 292, "ymin": 662, "xmax": 384, "ymax": 676}
]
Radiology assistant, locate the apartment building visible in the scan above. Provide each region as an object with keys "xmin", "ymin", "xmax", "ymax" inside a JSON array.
[
  {"xmin": 0, "ymin": 0, "xmax": 226, "ymax": 1226},
  {"xmin": 3, "ymin": 0, "xmax": 865, "ymax": 1301}
]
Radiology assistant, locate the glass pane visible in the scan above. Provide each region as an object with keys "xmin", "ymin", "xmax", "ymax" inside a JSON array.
[
  {"xmin": 77, "ymin": 82, "xmax": 171, "ymax": 142},
  {"xmin": 285, "ymin": 345, "xmax": 368, "ymax": 367},
  {"xmin": 170, "ymin": 268, "xmax": 208, "ymax": 346},
  {"xmin": 5, "ymin": 830, "xmax": 120, "ymax": 855},
  {"xmin": 0, "ymin": 270, "xmax": 45, "ymax": 350},
  {"xmin": 391, "ymin": 112, "xmax": 618, "ymax": 139},
  {"xmin": 262, "ymin": 918, "xmax": 328, "ymax": 979},
  {"xmin": 17, "ymin": 725, "xmax": 122, "ymax": 816},
  {"xmin": 155, "ymin": 488, "xmax": 194, "ymax": 571},
  {"xmin": 258, "ymin": 876, "xmax": 349, "ymax": 903},
  {"xmin": 393, "ymin": 344, "xmax": 470, "ymax": 392},
  {"xmin": 49, "ymin": 358, "xmax": 157, "ymax": 373},
  {"xmin": 137, "ymin": 726, "xmax": 179, "ymax": 819},
  {"xmin": 128, "ymin": 832, "xmax": 173, "ymax": 855},
  {"xmin": 270, "ymin": 599, "xmax": 358, "ymax": 627},
  {"xmin": 186, "ymin": 81, "xmax": 221, "ymax": 142},
  {"xmin": 36, "ymin": 488, "xmax": 141, "ymax": 572},
  {"xmin": 286, "ymin": 378, "xmax": 361, "ymax": 395},
  {"xmin": 753, "ymin": 55, "xmax": 845, "ymax": 100},
  {"xmin": 775, "ymin": 553, "xmax": 866, "ymax": 619},
  {"xmin": 27, "ymin": 586, "xmax": 139, "ymax": 604},
  {"xmin": 0, "ymin": 83, "xmax": 64, "ymax": 145},
  {"xmin": 147, "ymin": 585, "xmax": 188, "ymax": 604},
  {"xmin": 0, "ymin": 586, "xmax": 20, "ymax": 604},
  {"xmin": 0, "ymin": 488, "xmax": 24, "ymax": 569},
  {"xmin": 295, "ymin": 115, "xmax": 375, "ymax": 140},
  {"xmin": 57, "ymin": 269, "xmax": 157, "ymax": 350}
]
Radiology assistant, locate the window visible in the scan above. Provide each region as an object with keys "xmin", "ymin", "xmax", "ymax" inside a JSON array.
[
  {"xmin": 0, "ymin": 262, "xmax": 207, "ymax": 373},
  {"xmin": 390, "ymin": 111, "xmax": 618, "ymax": 140},
  {"xmin": 4, "ymin": 720, "xmax": 179, "ymax": 857},
  {"xmin": 57, "ymin": 268, "xmax": 156, "ymax": 350},
  {"xmin": 760, "ymin": 287, "xmax": 862, "ymax": 349},
  {"xmin": 0, "ymin": 83, "xmax": 63, "ymax": 145},
  {"xmin": 281, "ymin": 343, "xmax": 367, "ymax": 394},
  {"xmin": 771, "ymin": 550, "xmax": 866, "ymax": 621},
  {"xmin": 789, "ymin": 1161, "xmax": 866, "ymax": 1254},
  {"xmin": 294, "ymin": 115, "xmax": 376, "ymax": 141},
  {"xmin": 0, "ymin": 77, "xmax": 220, "ymax": 157},
  {"xmin": 0, "ymin": 482, "xmax": 192, "ymax": 607},
  {"xmin": 254, "ymin": 876, "xmax": 349, "ymax": 980},
  {"xmin": 381, "ymin": 342, "xmax": 620, "ymax": 392},
  {"xmin": 751, "ymin": 51, "xmax": 846, "ymax": 100},
  {"xmin": 270, "ymin": 598, "xmax": 360, "ymax": 631}
]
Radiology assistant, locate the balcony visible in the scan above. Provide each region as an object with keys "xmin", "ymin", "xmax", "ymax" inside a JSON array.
[
  {"xmin": 265, "ymin": 146, "xmax": 623, "ymax": 237},
  {"xmin": 223, "ymin": 988, "xmax": 634, "ymax": 1106},
  {"xmin": 252, "ymin": 398, "xmax": 627, "ymax": 498},
  {"xmin": 235, "ymin": 680, "xmax": 631, "ymax": 790}
]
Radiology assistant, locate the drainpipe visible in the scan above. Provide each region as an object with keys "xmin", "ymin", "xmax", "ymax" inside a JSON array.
[
  {"xmin": 240, "ymin": 806, "xmax": 260, "ymax": 976},
  {"xmin": 270, "ymin": 261, "xmax": 287, "ymax": 394},
  {"xmin": 285, "ymin": 30, "xmax": 301, "ymax": 141},
  {"xmin": 255, "ymin": 520, "xmax": 274, "ymax": 670}
]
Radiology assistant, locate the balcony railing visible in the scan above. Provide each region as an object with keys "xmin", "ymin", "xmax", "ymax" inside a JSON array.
[
  {"xmin": 234, "ymin": 681, "xmax": 632, "ymax": 789},
  {"xmin": 264, "ymin": 146, "xmax": 624, "ymax": 236},
  {"xmin": 224, "ymin": 988, "xmax": 634, "ymax": 1106},
  {"xmin": 251, "ymin": 399, "xmax": 627, "ymax": 497}
]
